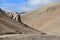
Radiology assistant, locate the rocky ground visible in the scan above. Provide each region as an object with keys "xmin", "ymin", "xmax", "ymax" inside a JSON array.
[
  {"xmin": 0, "ymin": 12, "xmax": 46, "ymax": 40},
  {"xmin": 0, "ymin": 2, "xmax": 60, "ymax": 40},
  {"xmin": 0, "ymin": 34, "xmax": 60, "ymax": 40},
  {"xmin": 0, "ymin": 13, "xmax": 45, "ymax": 35}
]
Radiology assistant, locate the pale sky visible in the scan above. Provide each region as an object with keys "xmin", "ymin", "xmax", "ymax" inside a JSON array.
[{"xmin": 0, "ymin": 0, "xmax": 60, "ymax": 12}]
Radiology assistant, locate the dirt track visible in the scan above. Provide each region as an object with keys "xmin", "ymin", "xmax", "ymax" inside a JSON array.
[{"xmin": 0, "ymin": 34, "xmax": 60, "ymax": 40}]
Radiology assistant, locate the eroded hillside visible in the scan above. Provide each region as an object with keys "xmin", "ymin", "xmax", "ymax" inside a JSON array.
[
  {"xmin": 21, "ymin": 2, "xmax": 60, "ymax": 35},
  {"xmin": 0, "ymin": 11, "xmax": 44, "ymax": 35}
]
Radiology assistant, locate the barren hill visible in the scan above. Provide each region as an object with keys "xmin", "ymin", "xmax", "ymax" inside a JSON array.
[
  {"xmin": 21, "ymin": 2, "xmax": 60, "ymax": 35},
  {"xmin": 0, "ymin": 12, "xmax": 44, "ymax": 35}
]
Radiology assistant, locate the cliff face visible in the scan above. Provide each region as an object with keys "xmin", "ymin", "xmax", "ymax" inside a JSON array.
[{"xmin": 21, "ymin": 2, "xmax": 60, "ymax": 35}]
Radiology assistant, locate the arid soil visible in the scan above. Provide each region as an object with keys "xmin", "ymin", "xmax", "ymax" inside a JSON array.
[
  {"xmin": 0, "ymin": 34, "xmax": 60, "ymax": 40},
  {"xmin": 0, "ymin": 2, "xmax": 60, "ymax": 40},
  {"xmin": 0, "ymin": 13, "xmax": 45, "ymax": 40},
  {"xmin": 0, "ymin": 13, "xmax": 44, "ymax": 35},
  {"xmin": 21, "ymin": 2, "xmax": 60, "ymax": 35}
]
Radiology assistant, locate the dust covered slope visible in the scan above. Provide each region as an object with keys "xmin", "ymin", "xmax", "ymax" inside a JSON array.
[
  {"xmin": 0, "ymin": 13, "xmax": 43, "ymax": 35},
  {"xmin": 21, "ymin": 2, "xmax": 60, "ymax": 35}
]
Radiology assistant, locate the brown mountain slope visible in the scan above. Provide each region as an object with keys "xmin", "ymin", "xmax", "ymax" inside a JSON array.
[
  {"xmin": 0, "ymin": 13, "xmax": 44, "ymax": 35},
  {"xmin": 21, "ymin": 2, "xmax": 60, "ymax": 35}
]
